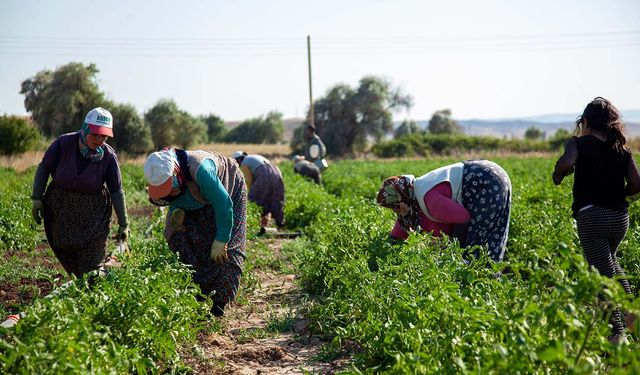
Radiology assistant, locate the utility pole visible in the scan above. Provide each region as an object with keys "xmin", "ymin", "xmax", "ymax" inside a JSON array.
[{"xmin": 307, "ymin": 35, "xmax": 314, "ymax": 127}]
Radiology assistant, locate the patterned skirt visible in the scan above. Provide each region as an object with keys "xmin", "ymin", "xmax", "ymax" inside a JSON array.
[
  {"xmin": 248, "ymin": 163, "xmax": 285, "ymax": 226},
  {"xmin": 460, "ymin": 160, "xmax": 512, "ymax": 262},
  {"xmin": 167, "ymin": 170, "xmax": 247, "ymax": 305},
  {"xmin": 43, "ymin": 184, "xmax": 112, "ymax": 277}
]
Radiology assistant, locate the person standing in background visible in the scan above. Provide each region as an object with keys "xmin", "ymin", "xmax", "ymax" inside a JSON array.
[
  {"xmin": 31, "ymin": 107, "xmax": 129, "ymax": 278},
  {"xmin": 305, "ymin": 124, "xmax": 328, "ymax": 172}
]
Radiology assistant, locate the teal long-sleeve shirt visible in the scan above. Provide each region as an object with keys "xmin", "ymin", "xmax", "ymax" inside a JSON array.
[{"xmin": 169, "ymin": 158, "xmax": 233, "ymax": 243}]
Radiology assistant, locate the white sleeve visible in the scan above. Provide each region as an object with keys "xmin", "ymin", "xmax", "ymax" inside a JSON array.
[{"xmin": 309, "ymin": 144, "xmax": 320, "ymax": 159}]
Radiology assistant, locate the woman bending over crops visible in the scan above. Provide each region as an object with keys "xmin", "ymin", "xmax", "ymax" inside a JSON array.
[
  {"xmin": 292, "ymin": 155, "xmax": 322, "ymax": 185},
  {"xmin": 553, "ymin": 97, "xmax": 640, "ymax": 344},
  {"xmin": 30, "ymin": 107, "xmax": 129, "ymax": 278},
  {"xmin": 144, "ymin": 148, "xmax": 246, "ymax": 317},
  {"xmin": 232, "ymin": 151, "xmax": 285, "ymax": 229},
  {"xmin": 377, "ymin": 160, "xmax": 511, "ymax": 262}
]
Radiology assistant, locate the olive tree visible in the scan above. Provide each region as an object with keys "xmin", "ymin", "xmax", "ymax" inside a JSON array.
[
  {"xmin": 427, "ymin": 109, "xmax": 463, "ymax": 135},
  {"xmin": 300, "ymin": 76, "xmax": 412, "ymax": 155},
  {"xmin": 224, "ymin": 111, "xmax": 284, "ymax": 144},
  {"xmin": 20, "ymin": 62, "xmax": 106, "ymax": 137},
  {"xmin": 108, "ymin": 103, "xmax": 153, "ymax": 154},
  {"xmin": 145, "ymin": 99, "xmax": 206, "ymax": 150}
]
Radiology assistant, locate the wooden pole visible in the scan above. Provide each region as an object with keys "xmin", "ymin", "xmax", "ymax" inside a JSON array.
[{"xmin": 307, "ymin": 35, "xmax": 314, "ymax": 127}]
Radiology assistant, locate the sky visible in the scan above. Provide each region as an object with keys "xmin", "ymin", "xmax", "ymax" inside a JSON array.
[{"xmin": 1, "ymin": 0, "xmax": 639, "ymax": 123}]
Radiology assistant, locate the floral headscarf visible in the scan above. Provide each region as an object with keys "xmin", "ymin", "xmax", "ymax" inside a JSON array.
[
  {"xmin": 78, "ymin": 121, "xmax": 104, "ymax": 162},
  {"xmin": 376, "ymin": 175, "xmax": 422, "ymax": 231}
]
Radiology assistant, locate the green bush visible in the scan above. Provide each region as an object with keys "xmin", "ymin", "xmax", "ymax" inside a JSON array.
[
  {"xmin": 372, "ymin": 133, "xmax": 557, "ymax": 157},
  {"xmin": 0, "ymin": 116, "xmax": 42, "ymax": 156},
  {"xmin": 224, "ymin": 111, "xmax": 284, "ymax": 144}
]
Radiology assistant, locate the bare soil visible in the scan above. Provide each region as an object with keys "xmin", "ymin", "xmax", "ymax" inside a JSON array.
[
  {"xmin": 0, "ymin": 244, "xmax": 66, "ymax": 313},
  {"xmin": 181, "ymin": 239, "xmax": 353, "ymax": 374}
]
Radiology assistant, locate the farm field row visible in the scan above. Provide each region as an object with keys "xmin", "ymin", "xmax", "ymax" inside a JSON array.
[{"xmin": 1, "ymin": 156, "xmax": 639, "ymax": 373}]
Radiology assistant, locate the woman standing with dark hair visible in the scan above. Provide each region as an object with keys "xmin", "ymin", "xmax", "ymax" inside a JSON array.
[{"xmin": 553, "ymin": 97, "xmax": 640, "ymax": 344}]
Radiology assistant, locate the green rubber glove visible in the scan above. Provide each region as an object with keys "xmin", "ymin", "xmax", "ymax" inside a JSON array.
[
  {"xmin": 31, "ymin": 199, "xmax": 44, "ymax": 225},
  {"xmin": 117, "ymin": 225, "xmax": 130, "ymax": 241}
]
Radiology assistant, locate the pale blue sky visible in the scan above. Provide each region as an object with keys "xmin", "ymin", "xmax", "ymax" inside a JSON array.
[{"xmin": 1, "ymin": 0, "xmax": 639, "ymax": 122}]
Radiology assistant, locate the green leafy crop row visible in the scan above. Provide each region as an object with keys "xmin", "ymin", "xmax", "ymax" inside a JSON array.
[{"xmin": 285, "ymin": 157, "xmax": 640, "ymax": 373}]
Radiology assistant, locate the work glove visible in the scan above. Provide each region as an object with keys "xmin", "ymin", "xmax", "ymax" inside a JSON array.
[
  {"xmin": 260, "ymin": 213, "xmax": 271, "ymax": 228},
  {"xmin": 210, "ymin": 240, "xmax": 228, "ymax": 264},
  {"xmin": 117, "ymin": 225, "xmax": 130, "ymax": 241},
  {"xmin": 31, "ymin": 199, "xmax": 44, "ymax": 225},
  {"xmin": 169, "ymin": 208, "xmax": 186, "ymax": 232}
]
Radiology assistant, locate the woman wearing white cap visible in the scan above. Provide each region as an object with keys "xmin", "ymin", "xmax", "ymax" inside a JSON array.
[
  {"xmin": 30, "ymin": 107, "xmax": 129, "ymax": 278},
  {"xmin": 143, "ymin": 148, "xmax": 247, "ymax": 317},
  {"xmin": 232, "ymin": 151, "xmax": 285, "ymax": 229}
]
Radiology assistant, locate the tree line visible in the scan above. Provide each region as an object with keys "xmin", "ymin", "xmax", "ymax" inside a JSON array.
[
  {"xmin": 1, "ymin": 62, "xmax": 286, "ymax": 155},
  {"xmin": 1, "ymin": 61, "xmax": 569, "ymax": 157}
]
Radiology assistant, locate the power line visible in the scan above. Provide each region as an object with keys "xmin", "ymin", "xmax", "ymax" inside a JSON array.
[{"xmin": 0, "ymin": 31, "xmax": 638, "ymax": 58}]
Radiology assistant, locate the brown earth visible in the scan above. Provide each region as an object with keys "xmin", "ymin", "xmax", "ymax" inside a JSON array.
[
  {"xmin": 181, "ymin": 239, "xmax": 354, "ymax": 374},
  {"xmin": 0, "ymin": 243, "xmax": 67, "ymax": 314}
]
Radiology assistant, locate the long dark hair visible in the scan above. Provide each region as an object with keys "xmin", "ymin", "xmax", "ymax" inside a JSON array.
[{"xmin": 576, "ymin": 97, "xmax": 627, "ymax": 153}]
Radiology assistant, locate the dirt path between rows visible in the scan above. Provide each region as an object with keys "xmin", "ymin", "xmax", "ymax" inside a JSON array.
[{"xmin": 183, "ymin": 238, "xmax": 352, "ymax": 374}]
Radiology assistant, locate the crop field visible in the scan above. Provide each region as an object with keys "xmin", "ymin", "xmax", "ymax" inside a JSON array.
[{"xmin": 1, "ymin": 156, "xmax": 640, "ymax": 373}]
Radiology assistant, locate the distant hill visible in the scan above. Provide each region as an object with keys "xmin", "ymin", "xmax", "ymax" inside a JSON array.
[
  {"xmin": 406, "ymin": 109, "xmax": 640, "ymax": 138},
  {"xmin": 227, "ymin": 109, "xmax": 640, "ymax": 141}
]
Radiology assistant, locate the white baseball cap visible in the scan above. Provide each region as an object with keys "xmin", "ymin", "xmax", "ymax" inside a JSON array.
[
  {"xmin": 231, "ymin": 150, "xmax": 248, "ymax": 160},
  {"xmin": 143, "ymin": 149, "xmax": 177, "ymax": 199},
  {"xmin": 84, "ymin": 107, "xmax": 113, "ymax": 137}
]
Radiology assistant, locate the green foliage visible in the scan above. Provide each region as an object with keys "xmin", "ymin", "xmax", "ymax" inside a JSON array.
[
  {"xmin": 3, "ymin": 157, "xmax": 640, "ymax": 372},
  {"xmin": 305, "ymin": 75, "xmax": 412, "ymax": 155},
  {"xmin": 20, "ymin": 62, "xmax": 106, "ymax": 137},
  {"xmin": 173, "ymin": 113, "xmax": 206, "ymax": 149},
  {"xmin": 289, "ymin": 123, "xmax": 307, "ymax": 156},
  {"xmin": 549, "ymin": 128, "xmax": 573, "ymax": 150},
  {"xmin": 372, "ymin": 133, "xmax": 555, "ymax": 157},
  {"xmin": 0, "ymin": 168, "xmax": 40, "ymax": 252},
  {"xmin": 199, "ymin": 113, "xmax": 227, "ymax": 142},
  {"xmin": 224, "ymin": 111, "xmax": 284, "ymax": 144},
  {"xmin": 108, "ymin": 103, "xmax": 153, "ymax": 154},
  {"xmin": 428, "ymin": 109, "xmax": 462, "ymax": 135},
  {"xmin": 394, "ymin": 119, "xmax": 421, "ymax": 138},
  {"xmin": 525, "ymin": 126, "xmax": 545, "ymax": 140},
  {"xmin": 0, "ymin": 116, "xmax": 42, "ymax": 155},
  {"xmin": 145, "ymin": 99, "xmax": 206, "ymax": 149},
  {"xmin": 0, "ymin": 234, "xmax": 209, "ymax": 374},
  {"xmin": 286, "ymin": 157, "xmax": 640, "ymax": 373}
]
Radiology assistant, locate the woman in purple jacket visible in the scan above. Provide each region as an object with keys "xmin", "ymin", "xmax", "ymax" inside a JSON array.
[{"xmin": 30, "ymin": 107, "xmax": 129, "ymax": 278}]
